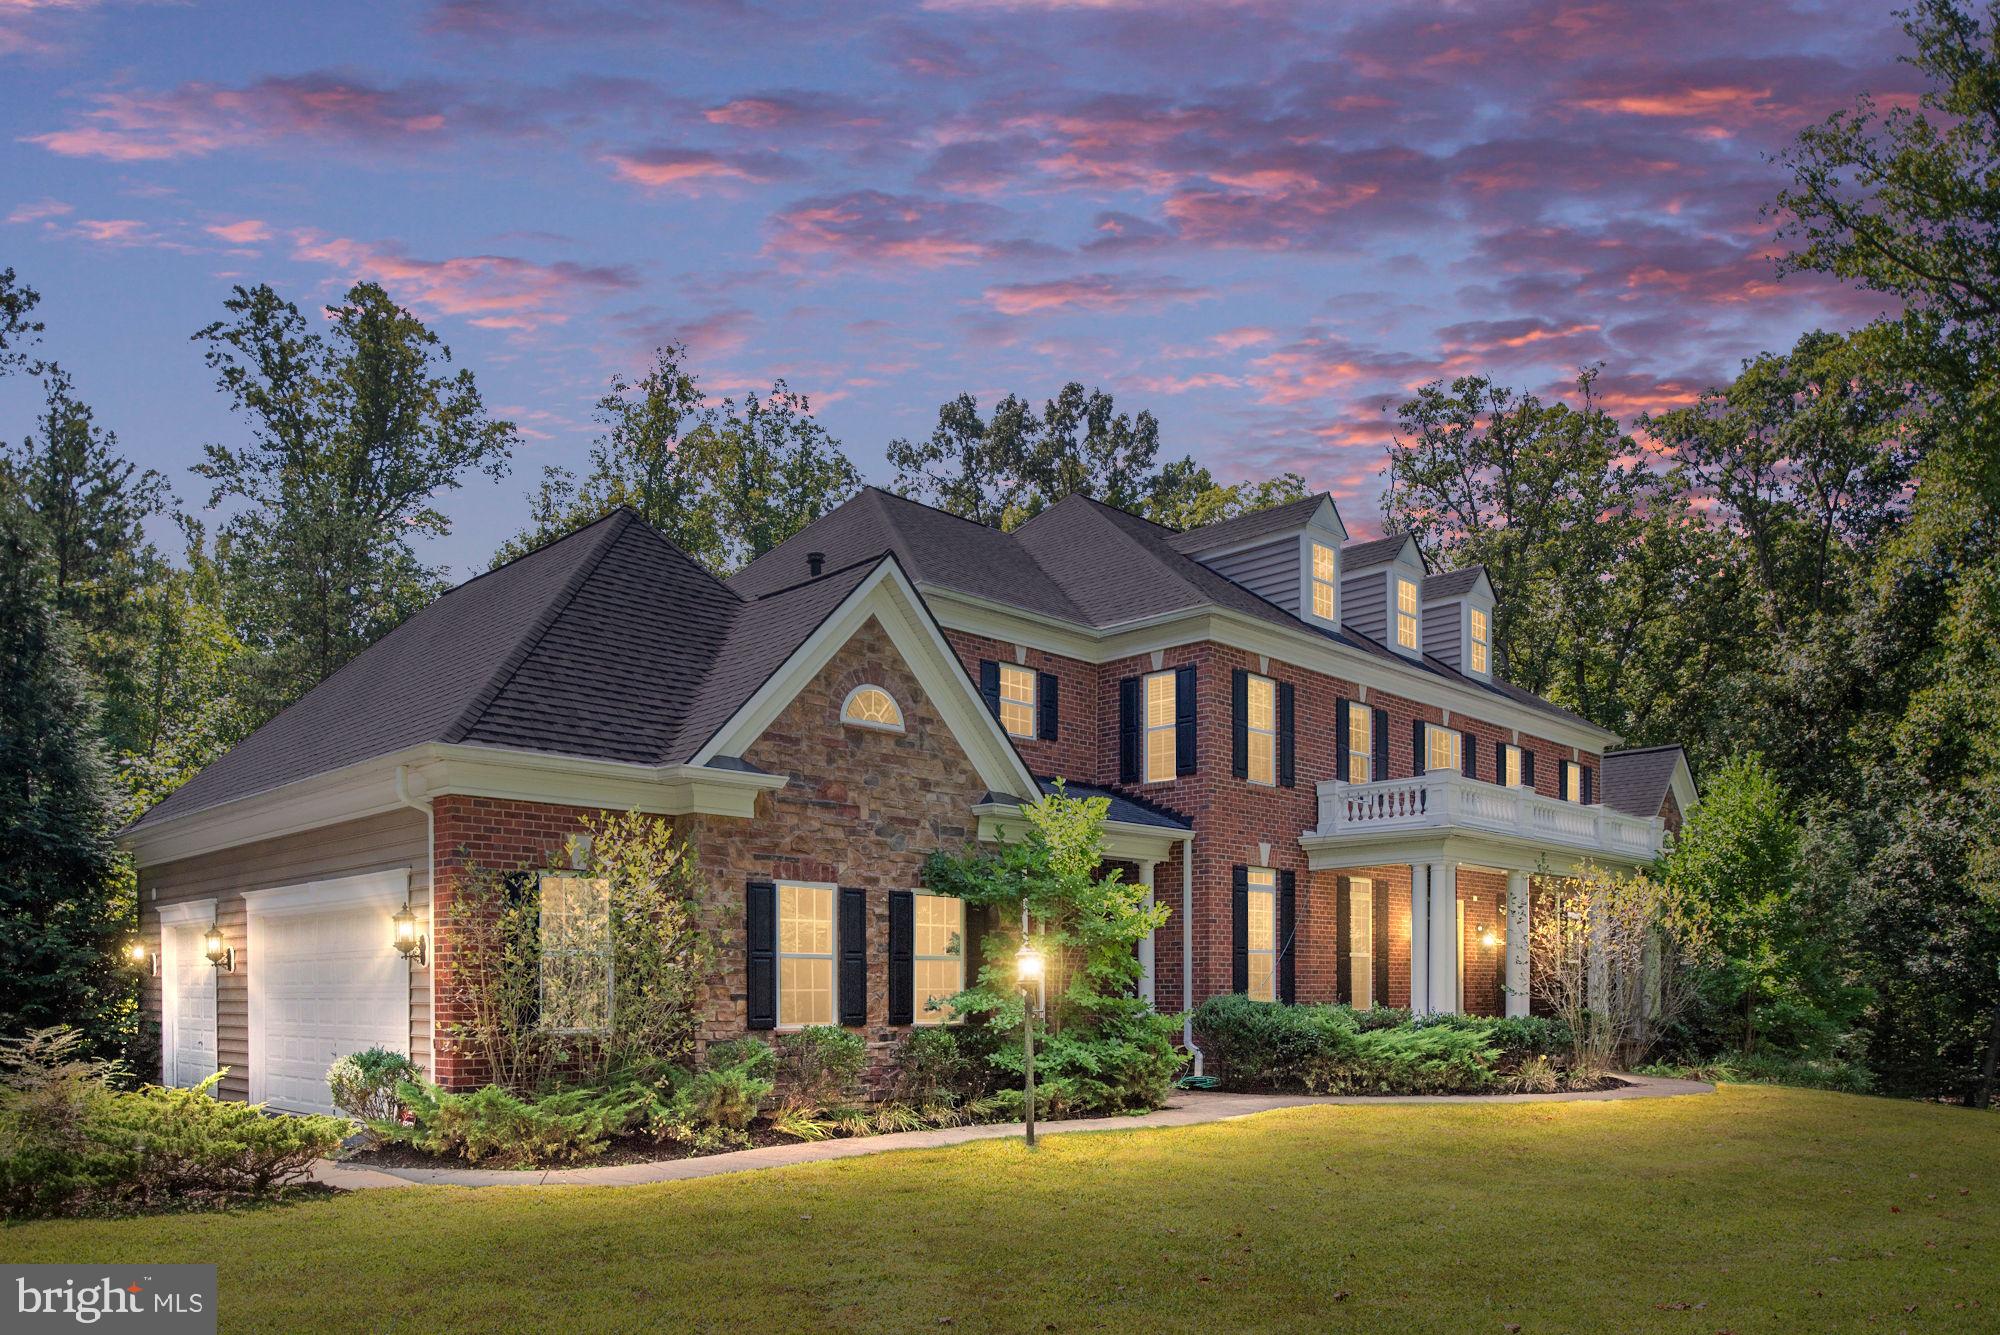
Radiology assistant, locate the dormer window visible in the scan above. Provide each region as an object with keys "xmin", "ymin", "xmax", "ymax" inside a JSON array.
[
  {"xmin": 1469, "ymin": 607, "xmax": 1489, "ymax": 675},
  {"xmin": 1310, "ymin": 542, "xmax": 1337, "ymax": 622},
  {"xmin": 841, "ymin": 685, "xmax": 904, "ymax": 732},
  {"xmin": 1395, "ymin": 578, "xmax": 1420, "ymax": 651}
]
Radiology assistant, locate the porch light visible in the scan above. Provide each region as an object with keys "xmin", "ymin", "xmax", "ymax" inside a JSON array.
[
  {"xmin": 1479, "ymin": 923, "xmax": 1501, "ymax": 949},
  {"xmin": 1016, "ymin": 938, "xmax": 1045, "ymax": 1148},
  {"xmin": 123, "ymin": 939, "xmax": 157, "ymax": 975},
  {"xmin": 202, "ymin": 923, "xmax": 234, "ymax": 972},
  {"xmin": 391, "ymin": 904, "xmax": 428, "ymax": 968}
]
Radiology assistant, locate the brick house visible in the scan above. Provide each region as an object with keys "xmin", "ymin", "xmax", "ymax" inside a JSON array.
[{"xmin": 122, "ymin": 490, "xmax": 1695, "ymax": 1113}]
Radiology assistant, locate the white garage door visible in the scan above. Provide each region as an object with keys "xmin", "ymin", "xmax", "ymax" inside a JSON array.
[{"xmin": 248, "ymin": 873, "xmax": 411, "ymax": 1116}]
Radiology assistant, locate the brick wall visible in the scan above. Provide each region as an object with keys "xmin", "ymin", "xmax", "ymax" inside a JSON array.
[{"xmin": 944, "ymin": 629, "xmax": 1103, "ymax": 784}]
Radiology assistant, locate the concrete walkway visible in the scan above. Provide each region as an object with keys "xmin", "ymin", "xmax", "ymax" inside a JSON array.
[{"xmin": 311, "ymin": 1072, "xmax": 1712, "ymax": 1192}]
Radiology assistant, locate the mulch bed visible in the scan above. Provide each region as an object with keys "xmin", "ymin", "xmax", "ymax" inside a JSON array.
[{"xmin": 344, "ymin": 1125, "xmax": 802, "ymax": 1172}]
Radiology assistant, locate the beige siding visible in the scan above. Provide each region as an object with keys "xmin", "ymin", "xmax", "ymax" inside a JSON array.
[
  {"xmin": 136, "ymin": 808, "xmax": 431, "ymax": 1102},
  {"xmin": 1200, "ymin": 536, "xmax": 1300, "ymax": 614}
]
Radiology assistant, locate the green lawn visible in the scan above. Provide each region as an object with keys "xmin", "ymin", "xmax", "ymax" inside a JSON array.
[{"xmin": 5, "ymin": 1085, "xmax": 1996, "ymax": 1333}]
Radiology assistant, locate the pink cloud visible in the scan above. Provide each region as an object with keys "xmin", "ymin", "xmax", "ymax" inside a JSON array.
[
  {"xmin": 764, "ymin": 189, "xmax": 1059, "ymax": 269},
  {"xmin": 5, "ymin": 197, "xmax": 72, "ymax": 225},
  {"xmin": 981, "ymin": 271, "xmax": 1208, "ymax": 315},
  {"xmin": 290, "ymin": 231, "xmax": 640, "ymax": 330},
  {"xmin": 28, "ymin": 76, "xmax": 460, "ymax": 160},
  {"xmin": 205, "ymin": 218, "xmax": 271, "ymax": 245},
  {"xmin": 604, "ymin": 145, "xmax": 792, "ymax": 191}
]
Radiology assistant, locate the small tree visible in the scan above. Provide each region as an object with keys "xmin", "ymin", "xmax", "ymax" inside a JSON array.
[
  {"xmin": 440, "ymin": 810, "xmax": 715, "ymax": 1091},
  {"xmin": 922, "ymin": 785, "xmax": 1181, "ymax": 1114},
  {"xmin": 1526, "ymin": 863, "xmax": 1707, "ymax": 1078}
]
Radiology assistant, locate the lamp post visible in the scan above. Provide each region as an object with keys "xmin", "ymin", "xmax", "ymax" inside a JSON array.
[{"xmin": 1016, "ymin": 938, "xmax": 1044, "ymax": 1149}]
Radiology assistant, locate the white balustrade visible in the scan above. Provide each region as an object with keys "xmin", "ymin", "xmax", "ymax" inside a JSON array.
[{"xmin": 1315, "ymin": 770, "xmax": 1663, "ymax": 861}]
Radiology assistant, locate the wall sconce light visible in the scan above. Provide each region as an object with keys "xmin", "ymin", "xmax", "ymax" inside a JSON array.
[
  {"xmin": 391, "ymin": 904, "xmax": 428, "ymax": 968},
  {"xmin": 123, "ymin": 939, "xmax": 157, "ymax": 976},
  {"xmin": 1479, "ymin": 922, "xmax": 1502, "ymax": 949},
  {"xmin": 202, "ymin": 923, "xmax": 234, "ymax": 972}
]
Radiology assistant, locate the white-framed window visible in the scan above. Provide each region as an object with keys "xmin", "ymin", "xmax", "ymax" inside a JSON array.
[
  {"xmin": 540, "ymin": 873, "xmax": 612, "ymax": 1034},
  {"xmin": 1144, "ymin": 669, "xmax": 1177, "ymax": 784},
  {"xmin": 1501, "ymin": 743, "xmax": 1524, "ymax": 787},
  {"xmin": 1345, "ymin": 700, "xmax": 1373, "ymax": 784},
  {"xmin": 1246, "ymin": 673, "xmax": 1276, "ymax": 786},
  {"xmin": 912, "ymin": 893, "xmax": 964, "ymax": 1025},
  {"xmin": 1469, "ymin": 606, "xmax": 1490, "ymax": 675},
  {"xmin": 1310, "ymin": 542, "xmax": 1337, "ymax": 621},
  {"xmin": 777, "ymin": 881, "xmax": 835, "ymax": 1028},
  {"xmin": 997, "ymin": 663, "xmax": 1036, "ymax": 739},
  {"xmin": 1424, "ymin": 722, "xmax": 1462, "ymax": 773},
  {"xmin": 841, "ymin": 685, "xmax": 903, "ymax": 732},
  {"xmin": 1561, "ymin": 760, "xmax": 1583, "ymax": 804},
  {"xmin": 1348, "ymin": 877, "xmax": 1373, "ymax": 1009},
  {"xmin": 1246, "ymin": 867, "xmax": 1276, "ymax": 1001},
  {"xmin": 1395, "ymin": 577, "xmax": 1420, "ymax": 650}
]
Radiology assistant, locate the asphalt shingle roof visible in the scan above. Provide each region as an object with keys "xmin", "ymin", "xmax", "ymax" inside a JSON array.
[
  {"xmin": 1034, "ymin": 779, "xmax": 1191, "ymax": 831},
  {"xmin": 1165, "ymin": 493, "xmax": 1329, "ymax": 554},
  {"xmin": 1601, "ymin": 744, "xmax": 1690, "ymax": 819},
  {"xmin": 1422, "ymin": 567, "xmax": 1487, "ymax": 600},
  {"xmin": 128, "ymin": 510, "xmax": 891, "ymax": 831},
  {"xmin": 1341, "ymin": 534, "xmax": 1417, "ymax": 571}
]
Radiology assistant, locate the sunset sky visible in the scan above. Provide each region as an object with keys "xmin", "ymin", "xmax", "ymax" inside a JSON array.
[{"xmin": 1, "ymin": 0, "xmax": 1913, "ymax": 575}]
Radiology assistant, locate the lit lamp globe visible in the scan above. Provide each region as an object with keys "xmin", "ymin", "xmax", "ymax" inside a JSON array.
[{"xmin": 1015, "ymin": 941, "xmax": 1044, "ymax": 984}]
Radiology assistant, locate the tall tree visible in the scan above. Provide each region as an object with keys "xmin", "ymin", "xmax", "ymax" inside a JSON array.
[
  {"xmin": 495, "ymin": 345, "xmax": 859, "ymax": 573},
  {"xmin": 1142, "ymin": 461, "xmax": 1309, "ymax": 531},
  {"xmin": 0, "ymin": 496, "xmax": 129, "ymax": 1047},
  {"xmin": 0, "ymin": 267, "xmax": 43, "ymax": 377},
  {"xmin": 194, "ymin": 282, "xmax": 516, "ymax": 716},
  {"xmin": 4, "ymin": 365, "xmax": 169, "ymax": 754}
]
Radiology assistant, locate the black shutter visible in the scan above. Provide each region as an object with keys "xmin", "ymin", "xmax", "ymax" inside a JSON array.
[
  {"xmin": 979, "ymin": 660, "xmax": 1001, "ymax": 720},
  {"xmin": 507, "ymin": 872, "xmax": 542, "ymax": 1031},
  {"xmin": 1412, "ymin": 718, "xmax": 1426, "ymax": 773},
  {"xmin": 1174, "ymin": 663, "xmax": 1197, "ymax": 775},
  {"xmin": 1495, "ymin": 744, "xmax": 1507, "ymax": 785},
  {"xmin": 746, "ymin": 880, "xmax": 777, "ymax": 1030},
  {"xmin": 1334, "ymin": 875, "xmax": 1352, "ymax": 1004},
  {"xmin": 887, "ymin": 890, "xmax": 914, "ymax": 1026},
  {"xmin": 1523, "ymin": 748, "xmax": 1537, "ymax": 789},
  {"xmin": 1231, "ymin": 668, "xmax": 1249, "ymax": 779},
  {"xmin": 1277, "ymin": 870, "xmax": 1297, "ymax": 1004},
  {"xmin": 1118, "ymin": 676, "xmax": 1140, "ymax": 782},
  {"xmin": 1335, "ymin": 700, "xmax": 1351, "ymax": 781},
  {"xmin": 1231, "ymin": 866, "xmax": 1249, "ymax": 994},
  {"xmin": 1037, "ymin": 671, "xmax": 1059, "ymax": 741},
  {"xmin": 1583, "ymin": 765, "xmax": 1595, "ymax": 805},
  {"xmin": 961, "ymin": 901, "xmax": 987, "ymax": 997},
  {"xmin": 1371, "ymin": 706, "xmax": 1390, "ymax": 780},
  {"xmin": 1372, "ymin": 880, "xmax": 1389, "ymax": 1008},
  {"xmin": 838, "ymin": 887, "xmax": 867, "ymax": 1026},
  {"xmin": 1462, "ymin": 733, "xmax": 1478, "ymax": 780},
  {"xmin": 1278, "ymin": 682, "xmax": 1296, "ymax": 788}
]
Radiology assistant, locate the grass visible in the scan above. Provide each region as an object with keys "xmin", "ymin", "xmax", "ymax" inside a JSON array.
[{"xmin": 5, "ymin": 1085, "xmax": 1997, "ymax": 1333}]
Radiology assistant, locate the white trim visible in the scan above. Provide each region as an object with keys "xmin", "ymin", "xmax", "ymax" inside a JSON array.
[
  {"xmin": 244, "ymin": 870, "xmax": 411, "ymax": 1107},
  {"xmin": 974, "ymin": 803, "xmax": 1187, "ymax": 864},
  {"xmin": 839, "ymin": 683, "xmax": 906, "ymax": 733},
  {"xmin": 157, "ymin": 898, "xmax": 215, "ymax": 927}
]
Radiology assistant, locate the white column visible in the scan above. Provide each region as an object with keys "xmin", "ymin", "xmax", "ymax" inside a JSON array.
[
  {"xmin": 1428, "ymin": 862, "xmax": 1459, "ymax": 1015},
  {"xmin": 1408, "ymin": 864, "xmax": 1430, "ymax": 1015},
  {"xmin": 1136, "ymin": 859, "xmax": 1158, "ymax": 1008},
  {"xmin": 1505, "ymin": 870, "xmax": 1531, "ymax": 1018}
]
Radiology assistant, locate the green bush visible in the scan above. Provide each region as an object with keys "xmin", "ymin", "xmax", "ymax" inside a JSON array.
[
  {"xmin": 1192, "ymin": 996, "xmax": 1570, "ymax": 1096},
  {"xmin": 326, "ymin": 1047, "xmax": 420, "ymax": 1123},
  {"xmin": 0, "ymin": 1029, "xmax": 347, "ymax": 1217},
  {"xmin": 892, "ymin": 1027, "xmax": 971, "ymax": 1108},
  {"xmin": 1639, "ymin": 1051, "xmax": 1876, "ymax": 1095},
  {"xmin": 376, "ymin": 1081, "xmax": 642, "ymax": 1167},
  {"xmin": 775, "ymin": 1025, "xmax": 865, "ymax": 1107}
]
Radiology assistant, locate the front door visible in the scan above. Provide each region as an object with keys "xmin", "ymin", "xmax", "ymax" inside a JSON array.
[{"xmin": 163, "ymin": 921, "xmax": 216, "ymax": 1089}]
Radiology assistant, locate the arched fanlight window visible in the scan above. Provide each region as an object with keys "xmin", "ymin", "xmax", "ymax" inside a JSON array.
[{"xmin": 840, "ymin": 684, "xmax": 904, "ymax": 732}]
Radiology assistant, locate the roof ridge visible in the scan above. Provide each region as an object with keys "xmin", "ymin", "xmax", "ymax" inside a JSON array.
[
  {"xmin": 616, "ymin": 505, "xmax": 742, "ymax": 599},
  {"xmin": 861, "ymin": 483, "xmax": 1011, "ymax": 535},
  {"xmin": 744, "ymin": 552, "xmax": 892, "ymax": 602},
  {"xmin": 1608, "ymin": 742, "xmax": 1684, "ymax": 756},
  {"xmin": 448, "ymin": 505, "xmax": 631, "ymax": 594},
  {"xmin": 440, "ymin": 512, "xmax": 636, "ymax": 746}
]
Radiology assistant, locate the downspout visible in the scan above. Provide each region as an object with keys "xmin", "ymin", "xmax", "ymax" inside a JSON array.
[
  {"xmin": 394, "ymin": 765, "xmax": 435, "ymax": 1079},
  {"xmin": 1180, "ymin": 830, "xmax": 1202, "ymax": 1076}
]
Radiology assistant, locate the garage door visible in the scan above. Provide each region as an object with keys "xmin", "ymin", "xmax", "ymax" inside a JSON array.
[{"xmin": 248, "ymin": 874, "xmax": 411, "ymax": 1115}]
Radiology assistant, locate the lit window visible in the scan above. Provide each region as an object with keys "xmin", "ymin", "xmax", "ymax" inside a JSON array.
[
  {"xmin": 1310, "ymin": 543, "xmax": 1337, "ymax": 621},
  {"xmin": 1246, "ymin": 673, "xmax": 1276, "ymax": 786},
  {"xmin": 1501, "ymin": 743, "xmax": 1523, "ymax": 787},
  {"xmin": 1396, "ymin": 578, "xmax": 1420, "ymax": 650},
  {"xmin": 1346, "ymin": 701, "xmax": 1373, "ymax": 783},
  {"xmin": 912, "ymin": 893, "xmax": 964, "ymax": 1024},
  {"xmin": 1424, "ymin": 723, "xmax": 1462, "ymax": 773},
  {"xmin": 842, "ymin": 685, "xmax": 903, "ymax": 732},
  {"xmin": 778, "ymin": 882, "xmax": 834, "ymax": 1027},
  {"xmin": 1246, "ymin": 867, "xmax": 1276, "ymax": 1001},
  {"xmin": 1144, "ymin": 670, "xmax": 1177, "ymax": 784},
  {"xmin": 997, "ymin": 664, "xmax": 1036, "ymax": 739},
  {"xmin": 1469, "ymin": 607, "xmax": 1489, "ymax": 675},
  {"xmin": 1561, "ymin": 761, "xmax": 1583, "ymax": 804},
  {"xmin": 540, "ymin": 874, "xmax": 611, "ymax": 1034}
]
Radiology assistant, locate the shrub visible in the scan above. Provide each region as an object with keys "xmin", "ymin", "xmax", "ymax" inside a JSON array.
[
  {"xmin": 1192, "ymin": 996, "xmax": 1558, "ymax": 1096},
  {"xmin": 326, "ymin": 1047, "xmax": 420, "ymax": 1123},
  {"xmin": 775, "ymin": 1026, "xmax": 865, "ymax": 1107},
  {"xmin": 769, "ymin": 1097, "xmax": 832, "ymax": 1142},
  {"xmin": 1511, "ymin": 1054, "xmax": 1559, "ymax": 1094},
  {"xmin": 893, "ymin": 1027, "xmax": 981, "ymax": 1110},
  {"xmin": 377, "ymin": 1080, "xmax": 644, "ymax": 1167},
  {"xmin": 1, "ymin": 1030, "xmax": 346, "ymax": 1218}
]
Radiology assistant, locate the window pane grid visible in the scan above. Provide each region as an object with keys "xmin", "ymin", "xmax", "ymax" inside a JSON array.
[
  {"xmin": 1246, "ymin": 674, "xmax": 1276, "ymax": 785},
  {"xmin": 1347, "ymin": 702, "xmax": 1373, "ymax": 783},
  {"xmin": 541, "ymin": 874, "xmax": 612, "ymax": 1034},
  {"xmin": 1503, "ymin": 744, "xmax": 1522, "ymax": 787},
  {"xmin": 1247, "ymin": 867, "xmax": 1276, "ymax": 1002},
  {"xmin": 1470, "ymin": 607, "xmax": 1489, "ymax": 674},
  {"xmin": 1310, "ymin": 543, "xmax": 1336, "ymax": 620},
  {"xmin": 778, "ymin": 883, "xmax": 834, "ymax": 1027},
  {"xmin": 1425, "ymin": 724, "xmax": 1461, "ymax": 773},
  {"xmin": 998, "ymin": 664, "xmax": 1036, "ymax": 739},
  {"xmin": 1144, "ymin": 670, "xmax": 1176, "ymax": 783},
  {"xmin": 912, "ymin": 893, "xmax": 964, "ymax": 1025},
  {"xmin": 843, "ymin": 686, "xmax": 902, "ymax": 729}
]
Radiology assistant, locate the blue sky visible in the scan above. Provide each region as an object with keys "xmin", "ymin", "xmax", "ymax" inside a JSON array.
[{"xmin": 2, "ymin": 0, "xmax": 1911, "ymax": 576}]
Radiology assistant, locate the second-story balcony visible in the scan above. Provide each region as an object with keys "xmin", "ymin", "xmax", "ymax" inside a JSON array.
[{"xmin": 1303, "ymin": 770, "xmax": 1664, "ymax": 870}]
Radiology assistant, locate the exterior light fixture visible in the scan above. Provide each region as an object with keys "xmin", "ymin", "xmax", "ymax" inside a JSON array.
[
  {"xmin": 123, "ymin": 939, "xmax": 157, "ymax": 975},
  {"xmin": 1479, "ymin": 923, "xmax": 1501, "ymax": 949},
  {"xmin": 202, "ymin": 924, "xmax": 234, "ymax": 972},
  {"xmin": 391, "ymin": 904, "xmax": 428, "ymax": 968},
  {"xmin": 1016, "ymin": 937, "xmax": 1045, "ymax": 1148}
]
